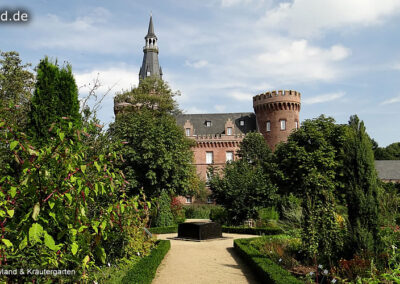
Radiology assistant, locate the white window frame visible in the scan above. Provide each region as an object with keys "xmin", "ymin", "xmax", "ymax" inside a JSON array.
[
  {"xmin": 227, "ymin": 127, "xmax": 232, "ymax": 135},
  {"xmin": 185, "ymin": 128, "xmax": 191, "ymax": 136},
  {"xmin": 240, "ymin": 120, "xmax": 245, "ymax": 126},
  {"xmin": 206, "ymin": 121, "xmax": 211, "ymax": 127},
  {"xmin": 206, "ymin": 152, "xmax": 213, "ymax": 164},
  {"xmin": 295, "ymin": 121, "xmax": 298, "ymax": 129},
  {"xmin": 226, "ymin": 151, "xmax": 233, "ymax": 162},
  {"xmin": 186, "ymin": 196, "xmax": 192, "ymax": 204},
  {"xmin": 207, "ymin": 197, "xmax": 213, "ymax": 204},
  {"xmin": 280, "ymin": 119, "xmax": 286, "ymax": 130},
  {"xmin": 266, "ymin": 121, "xmax": 271, "ymax": 132}
]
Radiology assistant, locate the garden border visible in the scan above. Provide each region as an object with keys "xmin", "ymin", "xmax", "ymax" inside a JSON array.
[
  {"xmin": 149, "ymin": 225, "xmax": 283, "ymax": 235},
  {"xmin": 234, "ymin": 238, "xmax": 303, "ymax": 284},
  {"xmin": 120, "ymin": 239, "xmax": 171, "ymax": 284}
]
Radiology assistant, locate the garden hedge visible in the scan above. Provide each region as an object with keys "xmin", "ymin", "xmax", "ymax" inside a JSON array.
[
  {"xmin": 148, "ymin": 226, "xmax": 178, "ymax": 234},
  {"xmin": 234, "ymin": 238, "xmax": 303, "ymax": 284},
  {"xmin": 148, "ymin": 225, "xmax": 284, "ymax": 235},
  {"xmin": 222, "ymin": 226, "xmax": 284, "ymax": 235},
  {"xmin": 120, "ymin": 240, "xmax": 171, "ymax": 284}
]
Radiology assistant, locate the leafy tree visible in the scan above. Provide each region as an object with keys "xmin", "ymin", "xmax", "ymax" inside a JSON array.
[
  {"xmin": 209, "ymin": 133, "xmax": 278, "ymax": 225},
  {"xmin": 343, "ymin": 115, "xmax": 380, "ymax": 256},
  {"xmin": 275, "ymin": 115, "xmax": 345, "ymax": 264},
  {"xmin": 110, "ymin": 77, "xmax": 198, "ymax": 198},
  {"xmin": 374, "ymin": 142, "xmax": 400, "ymax": 160},
  {"xmin": 27, "ymin": 57, "xmax": 81, "ymax": 145}
]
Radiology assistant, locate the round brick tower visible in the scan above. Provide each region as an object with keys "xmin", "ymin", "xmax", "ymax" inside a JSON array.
[{"xmin": 253, "ymin": 90, "xmax": 301, "ymax": 150}]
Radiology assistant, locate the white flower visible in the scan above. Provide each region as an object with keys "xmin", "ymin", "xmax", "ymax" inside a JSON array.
[
  {"xmin": 309, "ymin": 271, "xmax": 314, "ymax": 276},
  {"xmin": 136, "ymin": 252, "xmax": 140, "ymax": 256},
  {"xmin": 269, "ymin": 250, "xmax": 272, "ymax": 253},
  {"xmin": 318, "ymin": 264, "xmax": 323, "ymax": 269},
  {"xmin": 107, "ymin": 262, "xmax": 111, "ymax": 267},
  {"xmin": 332, "ymin": 279, "xmax": 337, "ymax": 283},
  {"xmin": 323, "ymin": 269, "xmax": 328, "ymax": 275},
  {"xmin": 392, "ymin": 245, "xmax": 397, "ymax": 250},
  {"xmin": 93, "ymin": 282, "xmax": 98, "ymax": 284},
  {"xmin": 278, "ymin": 258, "xmax": 282, "ymax": 262}
]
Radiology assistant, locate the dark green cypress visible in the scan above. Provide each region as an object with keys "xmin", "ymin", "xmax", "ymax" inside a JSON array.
[
  {"xmin": 343, "ymin": 115, "xmax": 380, "ymax": 255},
  {"xmin": 28, "ymin": 57, "xmax": 81, "ymax": 145}
]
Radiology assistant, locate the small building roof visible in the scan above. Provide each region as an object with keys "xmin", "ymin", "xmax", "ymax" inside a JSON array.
[
  {"xmin": 375, "ymin": 160, "xmax": 400, "ymax": 180},
  {"xmin": 175, "ymin": 112, "xmax": 257, "ymax": 135}
]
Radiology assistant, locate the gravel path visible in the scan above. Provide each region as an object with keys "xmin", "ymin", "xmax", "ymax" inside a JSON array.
[{"xmin": 153, "ymin": 233, "xmax": 261, "ymax": 284}]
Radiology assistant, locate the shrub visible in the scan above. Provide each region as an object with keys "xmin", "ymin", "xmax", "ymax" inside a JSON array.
[
  {"xmin": 234, "ymin": 238, "xmax": 303, "ymax": 284},
  {"xmin": 154, "ymin": 191, "xmax": 175, "ymax": 227},
  {"xmin": 121, "ymin": 240, "xmax": 170, "ymax": 284},
  {"xmin": 210, "ymin": 206, "xmax": 227, "ymax": 225},
  {"xmin": 184, "ymin": 204, "xmax": 213, "ymax": 219},
  {"xmin": 258, "ymin": 207, "xmax": 279, "ymax": 221},
  {"xmin": 222, "ymin": 226, "xmax": 284, "ymax": 235},
  {"xmin": 170, "ymin": 196, "xmax": 185, "ymax": 224},
  {"xmin": 149, "ymin": 226, "xmax": 178, "ymax": 234}
]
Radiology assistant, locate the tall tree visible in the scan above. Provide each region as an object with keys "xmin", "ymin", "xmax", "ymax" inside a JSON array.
[
  {"xmin": 27, "ymin": 57, "xmax": 81, "ymax": 145},
  {"xmin": 343, "ymin": 115, "xmax": 380, "ymax": 255}
]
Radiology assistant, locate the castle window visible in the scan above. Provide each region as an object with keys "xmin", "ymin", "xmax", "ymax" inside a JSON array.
[
  {"xmin": 185, "ymin": 128, "xmax": 191, "ymax": 136},
  {"xmin": 186, "ymin": 196, "xmax": 192, "ymax": 204},
  {"xmin": 207, "ymin": 196, "xmax": 213, "ymax": 204},
  {"xmin": 146, "ymin": 71, "xmax": 150, "ymax": 76},
  {"xmin": 295, "ymin": 121, "xmax": 298, "ymax": 129},
  {"xmin": 227, "ymin": 127, "xmax": 232, "ymax": 135},
  {"xmin": 206, "ymin": 121, "xmax": 211, "ymax": 127},
  {"xmin": 266, "ymin": 121, "xmax": 271, "ymax": 132},
  {"xmin": 206, "ymin": 152, "xmax": 213, "ymax": 164},
  {"xmin": 280, "ymin": 119, "xmax": 286, "ymax": 130},
  {"xmin": 226, "ymin": 151, "xmax": 233, "ymax": 162},
  {"xmin": 240, "ymin": 120, "xmax": 245, "ymax": 126}
]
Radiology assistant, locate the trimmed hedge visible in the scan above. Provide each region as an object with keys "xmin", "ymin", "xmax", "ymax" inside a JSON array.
[
  {"xmin": 222, "ymin": 226, "xmax": 284, "ymax": 235},
  {"xmin": 234, "ymin": 238, "xmax": 303, "ymax": 284},
  {"xmin": 148, "ymin": 226, "xmax": 178, "ymax": 234},
  {"xmin": 120, "ymin": 240, "xmax": 170, "ymax": 284}
]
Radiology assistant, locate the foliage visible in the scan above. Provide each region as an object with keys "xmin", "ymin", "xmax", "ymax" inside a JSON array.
[
  {"xmin": 0, "ymin": 51, "xmax": 34, "ymax": 126},
  {"xmin": 170, "ymin": 196, "xmax": 185, "ymax": 224},
  {"xmin": 0, "ymin": 116, "xmax": 151, "ymax": 282},
  {"xmin": 258, "ymin": 207, "xmax": 279, "ymax": 221},
  {"xmin": 120, "ymin": 240, "xmax": 171, "ymax": 284},
  {"xmin": 210, "ymin": 206, "xmax": 228, "ymax": 225},
  {"xmin": 275, "ymin": 115, "xmax": 345, "ymax": 264},
  {"xmin": 379, "ymin": 182, "xmax": 400, "ymax": 227},
  {"xmin": 209, "ymin": 159, "xmax": 277, "ymax": 225},
  {"xmin": 234, "ymin": 237, "xmax": 303, "ymax": 284},
  {"xmin": 343, "ymin": 115, "xmax": 380, "ymax": 256},
  {"xmin": 148, "ymin": 226, "xmax": 178, "ymax": 234},
  {"xmin": 110, "ymin": 107, "xmax": 198, "ymax": 198},
  {"xmin": 237, "ymin": 132, "xmax": 273, "ymax": 165},
  {"xmin": 374, "ymin": 142, "xmax": 400, "ymax": 160},
  {"xmin": 278, "ymin": 194, "xmax": 303, "ymax": 229},
  {"xmin": 27, "ymin": 57, "xmax": 81, "ymax": 146},
  {"xmin": 184, "ymin": 204, "xmax": 214, "ymax": 219},
  {"xmin": 222, "ymin": 226, "xmax": 284, "ymax": 235},
  {"xmin": 153, "ymin": 191, "xmax": 175, "ymax": 227}
]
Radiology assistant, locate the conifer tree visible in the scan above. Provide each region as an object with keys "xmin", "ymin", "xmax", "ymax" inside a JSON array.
[
  {"xmin": 28, "ymin": 57, "xmax": 81, "ymax": 145},
  {"xmin": 343, "ymin": 115, "xmax": 380, "ymax": 255}
]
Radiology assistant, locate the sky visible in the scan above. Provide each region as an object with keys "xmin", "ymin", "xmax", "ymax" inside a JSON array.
[{"xmin": 1, "ymin": 0, "xmax": 400, "ymax": 146}]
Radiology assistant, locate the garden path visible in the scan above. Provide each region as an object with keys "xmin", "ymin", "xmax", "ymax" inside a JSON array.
[{"xmin": 153, "ymin": 232, "xmax": 261, "ymax": 284}]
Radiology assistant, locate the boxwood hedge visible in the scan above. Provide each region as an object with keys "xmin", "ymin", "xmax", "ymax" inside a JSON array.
[
  {"xmin": 222, "ymin": 226, "xmax": 284, "ymax": 235},
  {"xmin": 148, "ymin": 226, "xmax": 178, "ymax": 234},
  {"xmin": 120, "ymin": 240, "xmax": 170, "ymax": 284},
  {"xmin": 234, "ymin": 238, "xmax": 303, "ymax": 284}
]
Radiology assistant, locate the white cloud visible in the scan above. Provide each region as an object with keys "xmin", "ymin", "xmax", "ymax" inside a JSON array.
[
  {"xmin": 392, "ymin": 63, "xmax": 400, "ymax": 70},
  {"xmin": 231, "ymin": 91, "xmax": 255, "ymax": 101},
  {"xmin": 75, "ymin": 67, "xmax": 139, "ymax": 97},
  {"xmin": 214, "ymin": 105, "xmax": 226, "ymax": 112},
  {"xmin": 303, "ymin": 92, "xmax": 345, "ymax": 105},
  {"xmin": 220, "ymin": 0, "xmax": 253, "ymax": 7},
  {"xmin": 261, "ymin": 0, "xmax": 400, "ymax": 37},
  {"xmin": 381, "ymin": 95, "xmax": 400, "ymax": 105},
  {"xmin": 185, "ymin": 60, "xmax": 209, "ymax": 68}
]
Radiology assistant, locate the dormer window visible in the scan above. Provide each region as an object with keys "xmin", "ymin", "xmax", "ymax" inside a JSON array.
[
  {"xmin": 240, "ymin": 120, "xmax": 245, "ymax": 126},
  {"xmin": 227, "ymin": 127, "xmax": 232, "ymax": 135},
  {"xmin": 185, "ymin": 128, "xmax": 191, "ymax": 136},
  {"xmin": 206, "ymin": 121, "xmax": 211, "ymax": 127}
]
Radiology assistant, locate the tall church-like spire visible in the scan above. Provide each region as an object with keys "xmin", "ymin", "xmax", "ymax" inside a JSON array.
[{"xmin": 139, "ymin": 15, "xmax": 163, "ymax": 81}]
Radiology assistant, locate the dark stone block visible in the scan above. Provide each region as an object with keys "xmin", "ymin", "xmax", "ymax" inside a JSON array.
[{"xmin": 178, "ymin": 222, "xmax": 222, "ymax": 240}]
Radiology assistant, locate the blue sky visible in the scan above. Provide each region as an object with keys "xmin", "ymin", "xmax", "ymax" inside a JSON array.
[{"xmin": 2, "ymin": 0, "xmax": 400, "ymax": 146}]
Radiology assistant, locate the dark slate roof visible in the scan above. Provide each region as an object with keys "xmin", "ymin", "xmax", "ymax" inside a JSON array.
[
  {"xmin": 375, "ymin": 160, "xmax": 400, "ymax": 180},
  {"xmin": 146, "ymin": 16, "xmax": 156, "ymax": 38},
  {"xmin": 175, "ymin": 112, "xmax": 257, "ymax": 135}
]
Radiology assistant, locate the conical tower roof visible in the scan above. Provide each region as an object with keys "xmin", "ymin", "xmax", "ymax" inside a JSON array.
[{"xmin": 145, "ymin": 15, "xmax": 156, "ymax": 39}]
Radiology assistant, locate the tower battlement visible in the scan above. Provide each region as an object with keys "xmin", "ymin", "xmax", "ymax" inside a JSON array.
[{"xmin": 253, "ymin": 90, "xmax": 301, "ymax": 102}]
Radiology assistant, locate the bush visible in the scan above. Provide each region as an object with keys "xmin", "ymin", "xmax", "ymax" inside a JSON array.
[
  {"xmin": 171, "ymin": 196, "xmax": 185, "ymax": 224},
  {"xmin": 234, "ymin": 238, "xmax": 303, "ymax": 284},
  {"xmin": 210, "ymin": 206, "xmax": 227, "ymax": 225},
  {"xmin": 222, "ymin": 226, "xmax": 284, "ymax": 235},
  {"xmin": 149, "ymin": 226, "xmax": 178, "ymax": 234},
  {"xmin": 121, "ymin": 240, "xmax": 170, "ymax": 284},
  {"xmin": 184, "ymin": 204, "xmax": 213, "ymax": 219},
  {"xmin": 154, "ymin": 191, "xmax": 175, "ymax": 227}
]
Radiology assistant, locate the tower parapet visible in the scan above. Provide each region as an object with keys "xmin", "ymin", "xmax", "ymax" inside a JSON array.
[{"xmin": 253, "ymin": 90, "xmax": 301, "ymax": 150}]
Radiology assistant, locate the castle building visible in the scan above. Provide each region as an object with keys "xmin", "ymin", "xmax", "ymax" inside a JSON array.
[{"xmin": 115, "ymin": 16, "xmax": 302, "ymax": 204}]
